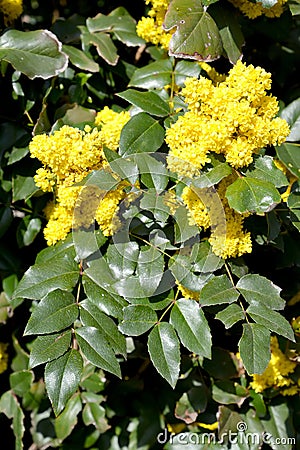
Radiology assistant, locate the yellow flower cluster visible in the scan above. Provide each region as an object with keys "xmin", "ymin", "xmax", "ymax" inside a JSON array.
[
  {"xmin": 0, "ymin": 342, "xmax": 8, "ymax": 374},
  {"xmin": 0, "ymin": 0, "xmax": 22, "ymax": 25},
  {"xmin": 166, "ymin": 61, "xmax": 290, "ymax": 173},
  {"xmin": 199, "ymin": 62, "xmax": 226, "ymax": 84},
  {"xmin": 228, "ymin": 0, "xmax": 288, "ymax": 19},
  {"xmin": 182, "ymin": 176, "xmax": 252, "ymax": 259},
  {"xmin": 250, "ymin": 336, "xmax": 299, "ymax": 396},
  {"xmin": 136, "ymin": 0, "xmax": 173, "ymax": 50},
  {"xmin": 30, "ymin": 108, "xmax": 130, "ymax": 245},
  {"xmin": 176, "ymin": 281, "xmax": 200, "ymax": 301}
]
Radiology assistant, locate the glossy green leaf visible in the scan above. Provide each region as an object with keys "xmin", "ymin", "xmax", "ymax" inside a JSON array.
[
  {"xmin": 247, "ymin": 304, "xmax": 295, "ymax": 341},
  {"xmin": 45, "ymin": 349, "xmax": 83, "ymax": 416},
  {"xmin": 24, "ymin": 290, "xmax": 78, "ymax": 335},
  {"xmin": 244, "ymin": 155, "xmax": 288, "ymax": 188},
  {"xmin": 140, "ymin": 191, "xmax": 170, "ymax": 225},
  {"xmin": 193, "ymin": 161, "xmax": 232, "ymax": 189},
  {"xmin": 226, "ymin": 177, "xmax": 281, "ymax": 214},
  {"xmin": 87, "ymin": 7, "xmax": 144, "ymax": 47},
  {"xmin": 236, "ymin": 274, "xmax": 285, "ymax": 310},
  {"xmin": 170, "ymin": 254, "xmax": 211, "ymax": 292},
  {"xmin": 212, "ymin": 380, "xmax": 248, "ymax": 406},
  {"xmin": 173, "ymin": 205, "xmax": 199, "ymax": 243},
  {"xmin": 62, "ymin": 44, "xmax": 99, "ymax": 72},
  {"xmin": 163, "ymin": 0, "xmax": 222, "ymax": 61},
  {"xmin": 129, "ymin": 59, "xmax": 173, "ymax": 90},
  {"xmin": 148, "ymin": 322, "xmax": 180, "ymax": 388},
  {"xmin": 190, "ymin": 241, "xmax": 223, "ymax": 273},
  {"xmin": 80, "ymin": 27, "xmax": 118, "ymax": 65},
  {"xmin": 12, "ymin": 175, "xmax": 37, "ymax": 202},
  {"xmin": 170, "ymin": 299, "xmax": 211, "ymax": 358},
  {"xmin": 6, "ymin": 146, "xmax": 29, "ymax": 165},
  {"xmin": 118, "ymin": 304, "xmax": 157, "ymax": 336},
  {"xmin": 73, "ymin": 229, "xmax": 106, "ymax": 260},
  {"xmin": 199, "ymin": 275, "xmax": 239, "ymax": 306},
  {"xmin": 135, "ymin": 153, "xmax": 169, "ymax": 192},
  {"xmin": 280, "ymin": 97, "xmax": 300, "ymax": 142},
  {"xmin": 55, "ymin": 393, "xmax": 82, "ymax": 441},
  {"xmin": 117, "ymin": 89, "xmax": 169, "ymax": 117},
  {"xmin": 0, "ymin": 391, "xmax": 25, "ymax": 450},
  {"xmin": 136, "ymin": 246, "xmax": 165, "ymax": 296},
  {"xmin": 75, "ymin": 326, "xmax": 121, "ymax": 378},
  {"xmin": 215, "ymin": 304, "xmax": 245, "ymax": 329},
  {"xmin": 0, "ymin": 30, "xmax": 68, "ymax": 79},
  {"xmin": 218, "ymin": 405, "xmax": 244, "ymax": 442},
  {"xmin": 79, "ymin": 299, "xmax": 126, "ymax": 355},
  {"xmin": 276, "ymin": 142, "xmax": 300, "ymax": 178},
  {"xmin": 10, "ymin": 370, "xmax": 34, "ymax": 397},
  {"xmin": 29, "ymin": 331, "xmax": 72, "ymax": 368},
  {"xmin": 239, "ymin": 323, "xmax": 270, "ymax": 375},
  {"xmin": 83, "ymin": 276, "xmax": 127, "ymax": 319},
  {"xmin": 13, "ymin": 250, "xmax": 79, "ymax": 300},
  {"xmin": 119, "ymin": 112, "xmax": 165, "ymax": 156},
  {"xmin": 106, "ymin": 241, "xmax": 139, "ymax": 280},
  {"xmin": 174, "ymin": 60, "xmax": 201, "ymax": 86}
]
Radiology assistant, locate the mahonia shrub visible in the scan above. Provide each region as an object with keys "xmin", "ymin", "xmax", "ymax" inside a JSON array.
[{"xmin": 0, "ymin": 0, "xmax": 300, "ymax": 449}]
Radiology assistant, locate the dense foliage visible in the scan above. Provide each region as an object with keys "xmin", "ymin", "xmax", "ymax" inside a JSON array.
[{"xmin": 0, "ymin": 0, "xmax": 300, "ymax": 449}]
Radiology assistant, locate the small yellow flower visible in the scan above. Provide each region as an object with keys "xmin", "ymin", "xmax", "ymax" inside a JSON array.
[
  {"xmin": 136, "ymin": 0, "xmax": 173, "ymax": 50},
  {"xmin": 0, "ymin": 0, "xmax": 23, "ymax": 25},
  {"xmin": 228, "ymin": 0, "xmax": 288, "ymax": 19},
  {"xmin": 0, "ymin": 343, "xmax": 9, "ymax": 374}
]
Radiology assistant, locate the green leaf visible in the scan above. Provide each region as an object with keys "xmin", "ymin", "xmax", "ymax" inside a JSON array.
[
  {"xmin": 80, "ymin": 299, "xmax": 126, "ymax": 355},
  {"xmin": 239, "ymin": 323, "xmax": 270, "ymax": 375},
  {"xmin": 117, "ymin": 89, "xmax": 169, "ymax": 117},
  {"xmin": 0, "ymin": 206, "xmax": 13, "ymax": 239},
  {"xmin": 13, "ymin": 249, "xmax": 79, "ymax": 300},
  {"xmin": 236, "ymin": 274, "xmax": 285, "ymax": 310},
  {"xmin": 80, "ymin": 27, "xmax": 118, "ymax": 65},
  {"xmin": 55, "ymin": 393, "xmax": 82, "ymax": 441},
  {"xmin": 140, "ymin": 191, "xmax": 170, "ymax": 225},
  {"xmin": 210, "ymin": 4, "xmax": 244, "ymax": 64},
  {"xmin": 0, "ymin": 30, "xmax": 68, "ymax": 79},
  {"xmin": 106, "ymin": 241, "xmax": 139, "ymax": 280},
  {"xmin": 136, "ymin": 246, "xmax": 165, "ymax": 296},
  {"xmin": 226, "ymin": 177, "xmax": 281, "ymax": 214},
  {"xmin": 244, "ymin": 155, "xmax": 288, "ymax": 188},
  {"xmin": 247, "ymin": 304, "xmax": 295, "ymax": 341},
  {"xmin": 16, "ymin": 217, "xmax": 42, "ymax": 247},
  {"xmin": 12, "ymin": 174, "xmax": 37, "ymax": 202},
  {"xmin": 287, "ymin": 191, "xmax": 300, "ymax": 231},
  {"xmin": 174, "ymin": 392, "xmax": 198, "ymax": 424},
  {"xmin": 170, "ymin": 299, "xmax": 211, "ymax": 358},
  {"xmin": 24, "ymin": 290, "xmax": 78, "ymax": 335},
  {"xmin": 190, "ymin": 241, "xmax": 223, "ymax": 273},
  {"xmin": 118, "ymin": 304, "xmax": 157, "ymax": 336},
  {"xmin": 82, "ymin": 395, "xmax": 110, "ymax": 432},
  {"xmin": 215, "ymin": 304, "xmax": 245, "ymax": 329},
  {"xmin": 83, "ymin": 276, "xmax": 127, "ymax": 319},
  {"xmin": 6, "ymin": 146, "xmax": 29, "ymax": 165},
  {"xmin": 0, "ymin": 391, "xmax": 25, "ymax": 450},
  {"xmin": 45, "ymin": 349, "xmax": 83, "ymax": 416},
  {"xmin": 62, "ymin": 44, "xmax": 99, "ymax": 72},
  {"xmin": 199, "ymin": 275, "xmax": 239, "ymax": 306},
  {"xmin": 135, "ymin": 153, "xmax": 169, "ymax": 192},
  {"xmin": 163, "ymin": 0, "xmax": 222, "ymax": 61},
  {"xmin": 148, "ymin": 322, "xmax": 180, "ymax": 388},
  {"xmin": 10, "ymin": 370, "xmax": 34, "ymax": 397},
  {"xmin": 129, "ymin": 59, "xmax": 173, "ymax": 90},
  {"xmin": 119, "ymin": 112, "xmax": 165, "ymax": 156},
  {"xmin": 276, "ymin": 142, "xmax": 300, "ymax": 178},
  {"xmin": 212, "ymin": 380, "xmax": 248, "ymax": 406},
  {"xmin": 173, "ymin": 205, "xmax": 199, "ymax": 243},
  {"xmin": 261, "ymin": 403, "xmax": 295, "ymax": 450},
  {"xmin": 87, "ymin": 7, "xmax": 144, "ymax": 47},
  {"xmin": 29, "ymin": 331, "xmax": 72, "ymax": 368},
  {"xmin": 73, "ymin": 229, "xmax": 107, "ymax": 260},
  {"xmin": 279, "ymin": 97, "xmax": 300, "ymax": 142},
  {"xmin": 174, "ymin": 60, "xmax": 201, "ymax": 86},
  {"xmin": 75, "ymin": 326, "xmax": 121, "ymax": 378},
  {"xmin": 193, "ymin": 161, "xmax": 232, "ymax": 189}
]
